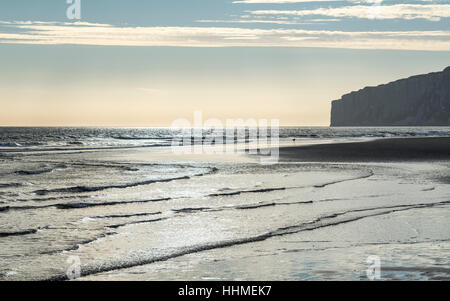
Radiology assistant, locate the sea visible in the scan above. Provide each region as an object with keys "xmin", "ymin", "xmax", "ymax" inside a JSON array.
[{"xmin": 1, "ymin": 127, "xmax": 449, "ymax": 280}]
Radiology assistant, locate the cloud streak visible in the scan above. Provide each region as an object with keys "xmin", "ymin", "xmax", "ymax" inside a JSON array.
[
  {"xmin": 0, "ymin": 21, "xmax": 449, "ymax": 51},
  {"xmin": 249, "ymin": 4, "xmax": 450, "ymax": 21},
  {"xmin": 196, "ymin": 19, "xmax": 339, "ymax": 25}
]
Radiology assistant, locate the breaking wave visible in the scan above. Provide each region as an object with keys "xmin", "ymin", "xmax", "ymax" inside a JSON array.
[{"xmin": 44, "ymin": 200, "xmax": 450, "ymax": 281}]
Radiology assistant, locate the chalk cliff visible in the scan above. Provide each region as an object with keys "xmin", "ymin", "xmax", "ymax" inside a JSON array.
[{"xmin": 331, "ymin": 67, "xmax": 450, "ymax": 126}]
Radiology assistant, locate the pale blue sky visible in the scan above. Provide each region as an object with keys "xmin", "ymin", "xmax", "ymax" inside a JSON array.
[{"xmin": 0, "ymin": 0, "xmax": 449, "ymax": 126}]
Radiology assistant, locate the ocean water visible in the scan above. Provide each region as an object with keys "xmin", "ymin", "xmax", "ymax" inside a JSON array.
[
  {"xmin": 1, "ymin": 126, "xmax": 450, "ymax": 150},
  {"xmin": 0, "ymin": 127, "xmax": 449, "ymax": 281}
]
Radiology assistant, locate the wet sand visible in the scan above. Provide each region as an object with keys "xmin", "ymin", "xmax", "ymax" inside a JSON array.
[{"xmin": 279, "ymin": 137, "xmax": 450, "ymax": 162}]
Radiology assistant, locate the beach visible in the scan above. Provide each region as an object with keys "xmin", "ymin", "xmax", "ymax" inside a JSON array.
[
  {"xmin": 0, "ymin": 128, "xmax": 449, "ymax": 281},
  {"xmin": 279, "ymin": 137, "xmax": 450, "ymax": 162},
  {"xmin": 2, "ymin": 0, "xmax": 450, "ymax": 287}
]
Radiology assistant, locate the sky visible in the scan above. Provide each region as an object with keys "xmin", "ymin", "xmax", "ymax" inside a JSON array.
[{"xmin": 0, "ymin": 0, "xmax": 449, "ymax": 126}]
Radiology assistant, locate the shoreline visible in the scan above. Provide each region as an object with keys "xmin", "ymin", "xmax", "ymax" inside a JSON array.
[{"xmin": 278, "ymin": 136, "xmax": 450, "ymax": 162}]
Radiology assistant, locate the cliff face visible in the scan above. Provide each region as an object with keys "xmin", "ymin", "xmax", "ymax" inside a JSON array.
[{"xmin": 331, "ymin": 67, "xmax": 450, "ymax": 126}]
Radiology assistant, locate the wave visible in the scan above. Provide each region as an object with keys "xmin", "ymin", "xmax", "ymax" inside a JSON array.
[
  {"xmin": 206, "ymin": 172, "xmax": 373, "ymax": 198},
  {"xmin": 0, "ymin": 197, "xmax": 171, "ymax": 212},
  {"xmin": 15, "ymin": 169, "xmax": 55, "ymax": 175},
  {"xmin": 313, "ymin": 171, "xmax": 374, "ymax": 188},
  {"xmin": 172, "ymin": 198, "xmax": 326, "ymax": 214},
  {"xmin": 40, "ymin": 232, "xmax": 117, "ymax": 255},
  {"xmin": 55, "ymin": 197, "xmax": 171, "ymax": 210},
  {"xmin": 172, "ymin": 207, "xmax": 211, "ymax": 213},
  {"xmin": 0, "ymin": 183, "xmax": 27, "ymax": 189},
  {"xmin": 0, "ymin": 206, "xmax": 10, "ymax": 212},
  {"xmin": 235, "ymin": 200, "xmax": 314, "ymax": 210},
  {"xmin": 0, "ymin": 204, "xmax": 60, "ymax": 212},
  {"xmin": 0, "ymin": 194, "xmax": 339, "ymax": 215},
  {"xmin": 14, "ymin": 164, "xmax": 68, "ymax": 176},
  {"xmin": 76, "ymin": 198, "xmax": 319, "ymax": 229},
  {"xmin": 33, "ymin": 166, "xmax": 216, "ymax": 196},
  {"xmin": 0, "ymin": 145, "xmax": 159, "ymax": 153},
  {"xmin": 18, "ymin": 195, "xmax": 89, "ymax": 203},
  {"xmin": 112, "ymin": 136, "xmax": 171, "ymax": 141},
  {"xmin": 44, "ymin": 199, "xmax": 450, "ymax": 281},
  {"xmin": 278, "ymin": 127, "xmax": 450, "ymax": 140},
  {"xmin": 106, "ymin": 217, "xmax": 169, "ymax": 229},
  {"xmin": 0, "ymin": 142, "xmax": 22, "ymax": 147},
  {"xmin": 0, "ymin": 229, "xmax": 38, "ymax": 238},
  {"xmin": 2, "ymin": 128, "xmax": 450, "ymax": 156},
  {"xmin": 0, "ymin": 138, "xmax": 182, "ymax": 153},
  {"xmin": 66, "ymin": 141, "xmax": 84, "ymax": 145},
  {"xmin": 422, "ymin": 187, "xmax": 435, "ymax": 192},
  {"xmin": 88, "ymin": 211, "xmax": 162, "ymax": 220},
  {"xmin": 381, "ymin": 266, "xmax": 450, "ymax": 279},
  {"xmin": 34, "ymin": 176, "xmax": 191, "ymax": 196},
  {"xmin": 208, "ymin": 187, "xmax": 287, "ymax": 197}
]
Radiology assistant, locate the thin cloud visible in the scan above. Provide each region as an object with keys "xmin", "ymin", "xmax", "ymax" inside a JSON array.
[
  {"xmin": 250, "ymin": 4, "xmax": 450, "ymax": 21},
  {"xmin": 196, "ymin": 19, "xmax": 324, "ymax": 24},
  {"xmin": 0, "ymin": 21, "xmax": 449, "ymax": 51}
]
